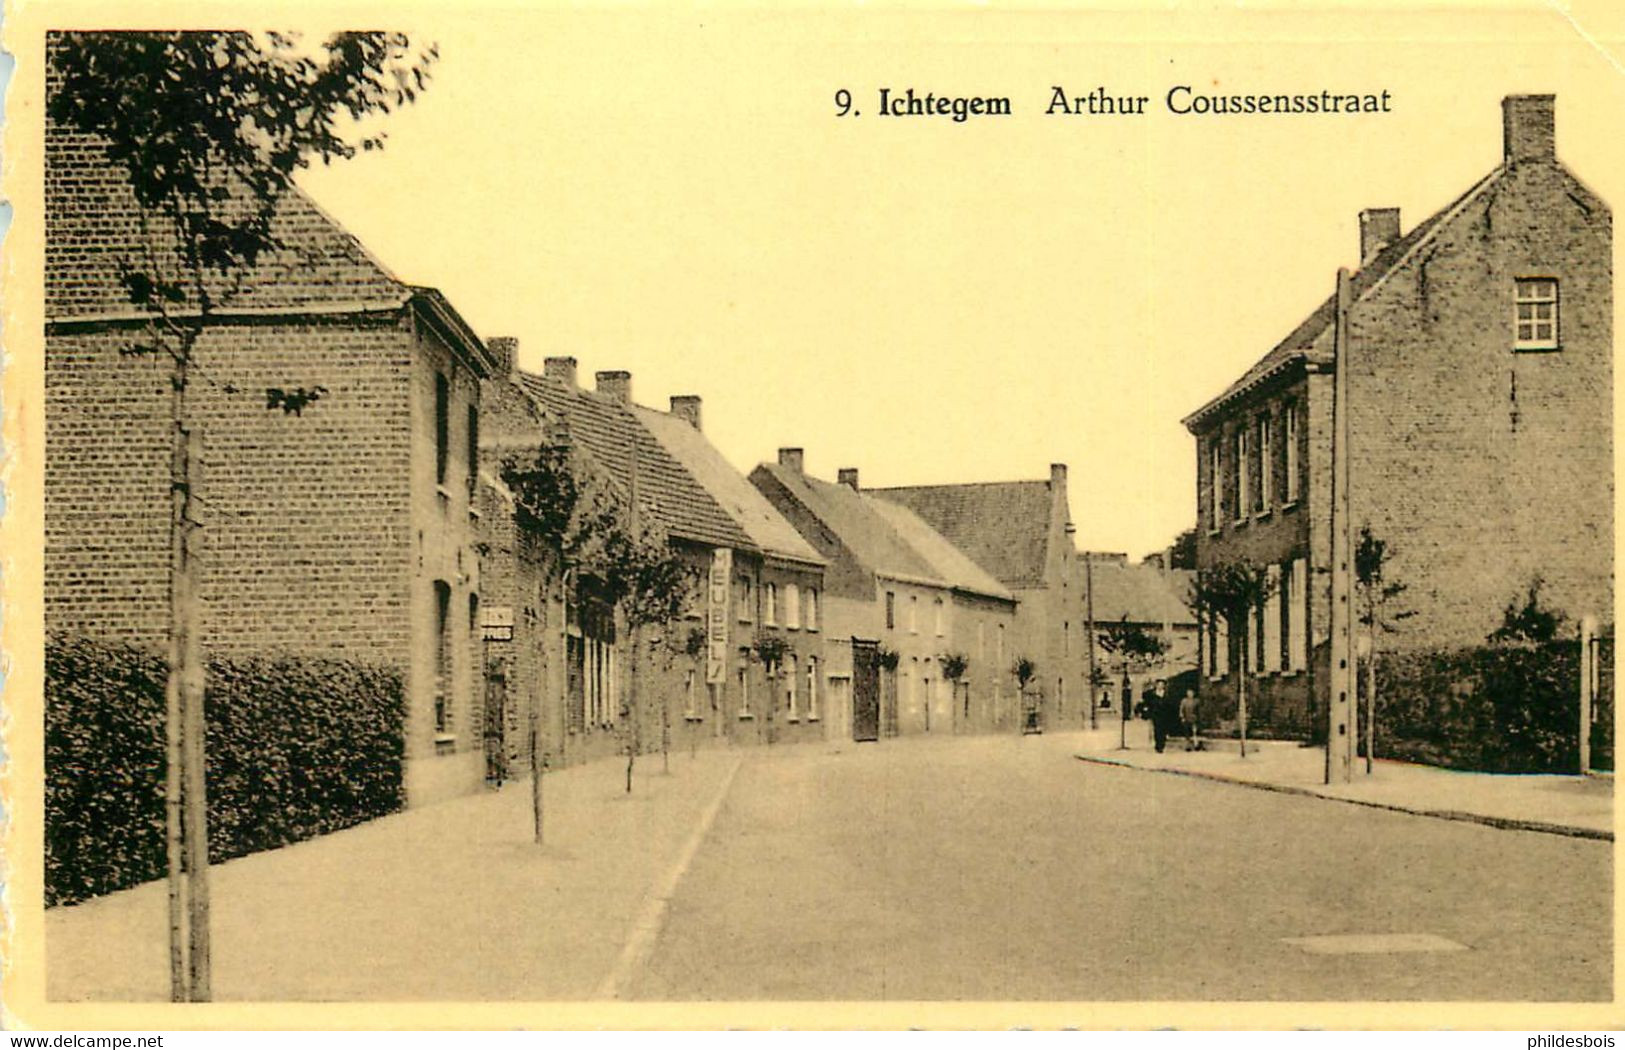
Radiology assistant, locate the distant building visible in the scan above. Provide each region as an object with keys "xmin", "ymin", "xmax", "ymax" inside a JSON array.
[
  {"xmin": 869, "ymin": 468, "xmax": 1084, "ymax": 730},
  {"xmin": 1077, "ymin": 552, "xmax": 1197, "ymax": 716},
  {"xmin": 751, "ymin": 457, "xmax": 1018, "ymax": 738},
  {"xmin": 1181, "ymin": 95, "xmax": 1612, "ymax": 737}
]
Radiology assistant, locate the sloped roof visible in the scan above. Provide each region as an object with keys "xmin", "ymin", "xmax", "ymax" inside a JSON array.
[
  {"xmin": 517, "ymin": 374, "xmax": 753, "ymax": 552},
  {"xmin": 634, "ymin": 407, "xmax": 825, "ymax": 567},
  {"xmin": 1182, "ymin": 167, "xmax": 1506, "ymax": 429},
  {"xmin": 45, "ymin": 125, "xmax": 411, "ymax": 320},
  {"xmin": 1081, "ymin": 556, "xmax": 1195, "ymax": 627},
  {"xmin": 866, "ymin": 498, "xmax": 1013, "ymax": 601},
  {"xmin": 868, "ymin": 481, "xmax": 1055, "ymax": 589},
  {"xmin": 755, "ymin": 463, "xmax": 946, "ymax": 585}
]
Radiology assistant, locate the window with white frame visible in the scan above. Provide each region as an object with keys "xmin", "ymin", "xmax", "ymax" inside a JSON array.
[
  {"xmin": 737, "ymin": 651, "xmax": 752, "ymax": 717},
  {"xmin": 933, "ymin": 597, "xmax": 945, "ymax": 637},
  {"xmin": 1514, "ymin": 278, "xmax": 1559, "ymax": 350},
  {"xmin": 909, "ymin": 595, "xmax": 919, "ymax": 634},
  {"xmin": 885, "ymin": 591, "xmax": 896, "ymax": 629},
  {"xmin": 1263, "ymin": 564, "xmax": 1282, "ymax": 673},
  {"xmin": 738, "ymin": 577, "xmax": 754, "ymax": 622},
  {"xmin": 785, "ymin": 654, "xmax": 798, "ymax": 720},
  {"xmin": 1284, "ymin": 402, "xmax": 1300, "ymax": 504},
  {"xmin": 806, "ymin": 588, "xmax": 819, "ymax": 631},
  {"xmin": 1257, "ymin": 414, "xmax": 1272, "ymax": 512},
  {"xmin": 785, "ymin": 583, "xmax": 800, "ymax": 629},
  {"xmin": 806, "ymin": 657, "xmax": 819, "ymax": 720},
  {"xmin": 1288, "ymin": 557, "xmax": 1309, "ymax": 672},
  {"xmin": 1235, "ymin": 429, "xmax": 1249, "ymax": 523},
  {"xmin": 765, "ymin": 583, "xmax": 779, "ymax": 626},
  {"xmin": 1209, "ymin": 439, "xmax": 1223, "ymax": 530}
]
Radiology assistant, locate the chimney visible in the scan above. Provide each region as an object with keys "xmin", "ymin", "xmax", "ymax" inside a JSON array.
[
  {"xmin": 669, "ymin": 395, "xmax": 702, "ymax": 430},
  {"xmin": 1358, "ymin": 208, "xmax": 1401, "ymax": 262},
  {"xmin": 778, "ymin": 447, "xmax": 805, "ymax": 473},
  {"xmin": 595, "ymin": 370, "xmax": 632, "ymax": 404},
  {"xmin": 837, "ymin": 467, "xmax": 859, "ymax": 491},
  {"xmin": 543, "ymin": 356, "xmax": 578, "ymax": 388},
  {"xmin": 1502, "ymin": 94, "xmax": 1556, "ymax": 165},
  {"xmin": 486, "ymin": 336, "xmax": 518, "ymax": 377},
  {"xmin": 1050, "ymin": 463, "xmax": 1068, "ymax": 488}
]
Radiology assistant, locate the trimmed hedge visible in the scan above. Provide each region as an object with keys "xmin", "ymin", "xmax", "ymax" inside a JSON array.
[
  {"xmin": 1370, "ymin": 641, "xmax": 1590, "ymax": 774},
  {"xmin": 46, "ymin": 634, "xmax": 405, "ymax": 906}
]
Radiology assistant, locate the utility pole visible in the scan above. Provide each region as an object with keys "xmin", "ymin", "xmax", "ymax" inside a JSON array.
[
  {"xmin": 1327, "ymin": 268, "xmax": 1359, "ymax": 784},
  {"xmin": 625, "ymin": 429, "xmax": 641, "ymax": 794},
  {"xmin": 1085, "ymin": 553, "xmax": 1099, "ymax": 731}
]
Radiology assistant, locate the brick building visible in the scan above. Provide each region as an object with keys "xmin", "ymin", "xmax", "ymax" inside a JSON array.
[
  {"xmin": 478, "ymin": 353, "xmax": 830, "ymax": 767},
  {"xmin": 1076, "ymin": 552, "xmax": 1197, "ymax": 716},
  {"xmin": 1181, "ymin": 95, "xmax": 1612, "ymax": 737},
  {"xmin": 751, "ymin": 457, "xmax": 1018, "ymax": 738},
  {"xmin": 45, "ymin": 99, "xmax": 499, "ymax": 805},
  {"xmin": 869, "ymin": 468, "xmax": 1084, "ymax": 730}
]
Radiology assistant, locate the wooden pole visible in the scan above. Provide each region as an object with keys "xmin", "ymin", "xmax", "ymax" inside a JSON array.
[
  {"xmin": 180, "ymin": 428, "xmax": 211, "ymax": 1001},
  {"xmin": 1364, "ymin": 600, "xmax": 1377, "ymax": 776},
  {"xmin": 1580, "ymin": 616, "xmax": 1596, "ymax": 775},
  {"xmin": 1084, "ymin": 554, "xmax": 1098, "ymax": 731},
  {"xmin": 164, "ymin": 419, "xmax": 189, "ymax": 1002},
  {"xmin": 1327, "ymin": 267, "xmax": 1358, "ymax": 783}
]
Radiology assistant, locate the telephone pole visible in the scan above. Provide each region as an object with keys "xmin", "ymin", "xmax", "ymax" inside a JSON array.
[{"xmin": 1327, "ymin": 268, "xmax": 1359, "ymax": 784}]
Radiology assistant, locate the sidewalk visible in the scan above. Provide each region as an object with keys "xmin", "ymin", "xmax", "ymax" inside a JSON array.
[
  {"xmin": 1074, "ymin": 722, "xmax": 1613, "ymax": 839},
  {"xmin": 46, "ymin": 744, "xmax": 757, "ymax": 1001}
]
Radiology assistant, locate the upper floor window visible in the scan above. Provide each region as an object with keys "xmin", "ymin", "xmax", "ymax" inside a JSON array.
[
  {"xmin": 933, "ymin": 597, "xmax": 945, "ymax": 637},
  {"xmin": 1515, "ymin": 278, "xmax": 1559, "ymax": 350},
  {"xmin": 434, "ymin": 373, "xmax": 450, "ymax": 487},
  {"xmin": 1234, "ymin": 428, "xmax": 1249, "ymax": 523},
  {"xmin": 765, "ymin": 583, "xmax": 779, "ymax": 626},
  {"xmin": 909, "ymin": 595, "xmax": 919, "ymax": 634},
  {"xmin": 737, "ymin": 577, "xmax": 754, "ymax": 622},
  {"xmin": 885, "ymin": 591, "xmax": 896, "ymax": 630},
  {"xmin": 1256, "ymin": 413, "xmax": 1272, "ymax": 513},
  {"xmin": 805, "ymin": 588, "xmax": 820, "ymax": 632},
  {"xmin": 1208, "ymin": 439, "xmax": 1223, "ymax": 531},
  {"xmin": 1284, "ymin": 402, "xmax": 1301, "ymax": 504}
]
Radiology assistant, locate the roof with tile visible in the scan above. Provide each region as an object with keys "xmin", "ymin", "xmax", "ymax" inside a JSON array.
[
  {"xmin": 867, "ymin": 481, "xmax": 1056, "ymax": 589},
  {"xmin": 866, "ymin": 498, "xmax": 1014, "ymax": 601},
  {"xmin": 517, "ymin": 373, "xmax": 754, "ymax": 552},
  {"xmin": 45, "ymin": 124, "xmax": 413, "ymax": 320},
  {"xmin": 1180, "ymin": 167, "xmax": 1506, "ymax": 429},
  {"xmin": 1080, "ymin": 555, "xmax": 1195, "ymax": 627},
  {"xmin": 634, "ymin": 407, "xmax": 825, "ymax": 567},
  {"xmin": 754, "ymin": 464, "xmax": 1012, "ymax": 602}
]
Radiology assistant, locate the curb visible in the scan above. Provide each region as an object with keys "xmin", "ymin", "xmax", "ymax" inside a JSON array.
[{"xmin": 1074, "ymin": 753, "xmax": 1613, "ymax": 842}]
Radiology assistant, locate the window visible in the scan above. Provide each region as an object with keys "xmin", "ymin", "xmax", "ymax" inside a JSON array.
[
  {"xmin": 738, "ymin": 577, "xmax": 754, "ymax": 623},
  {"xmin": 1235, "ymin": 428, "xmax": 1249, "ymax": 523},
  {"xmin": 1515, "ymin": 278, "xmax": 1559, "ymax": 350},
  {"xmin": 785, "ymin": 654, "xmax": 798, "ymax": 720},
  {"xmin": 806, "ymin": 588, "xmax": 819, "ymax": 631},
  {"xmin": 1208, "ymin": 440, "xmax": 1223, "ymax": 530},
  {"xmin": 1278, "ymin": 561, "xmax": 1293, "ymax": 672},
  {"xmin": 1263, "ymin": 565, "xmax": 1281, "ymax": 673},
  {"xmin": 1284, "ymin": 403, "xmax": 1300, "ymax": 504},
  {"xmin": 1063, "ymin": 621, "xmax": 1070, "ymax": 656},
  {"xmin": 737, "ymin": 651, "xmax": 752, "ymax": 717},
  {"xmin": 434, "ymin": 373, "xmax": 450, "ymax": 487},
  {"xmin": 1253, "ymin": 598, "xmax": 1267, "ymax": 675},
  {"xmin": 785, "ymin": 583, "xmax": 800, "ymax": 629},
  {"xmin": 978, "ymin": 621, "xmax": 986, "ymax": 659},
  {"xmin": 933, "ymin": 597, "xmax": 945, "ymax": 637},
  {"xmin": 807, "ymin": 658, "xmax": 820, "ymax": 720},
  {"xmin": 765, "ymin": 583, "xmax": 778, "ymax": 626},
  {"xmin": 683, "ymin": 669, "xmax": 699, "ymax": 719},
  {"xmin": 1288, "ymin": 557, "xmax": 1309, "ymax": 672},
  {"xmin": 434, "ymin": 580, "xmax": 452, "ymax": 735},
  {"xmin": 1257, "ymin": 414, "xmax": 1272, "ymax": 512},
  {"xmin": 466, "ymin": 403, "xmax": 479, "ymax": 496},
  {"xmin": 909, "ymin": 595, "xmax": 919, "ymax": 634},
  {"xmin": 885, "ymin": 591, "xmax": 896, "ymax": 629}
]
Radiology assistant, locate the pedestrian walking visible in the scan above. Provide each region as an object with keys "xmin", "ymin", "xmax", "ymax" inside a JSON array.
[
  {"xmin": 1179, "ymin": 688, "xmax": 1200, "ymax": 750},
  {"xmin": 1149, "ymin": 680, "xmax": 1173, "ymax": 752}
]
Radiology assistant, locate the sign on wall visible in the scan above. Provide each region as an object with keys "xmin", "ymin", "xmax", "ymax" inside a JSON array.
[
  {"xmin": 481, "ymin": 605, "xmax": 514, "ymax": 642},
  {"xmin": 707, "ymin": 548, "xmax": 732, "ymax": 684}
]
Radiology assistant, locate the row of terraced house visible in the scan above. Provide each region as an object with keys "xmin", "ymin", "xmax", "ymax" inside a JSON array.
[{"xmin": 45, "ymin": 78, "xmax": 1113, "ymax": 807}]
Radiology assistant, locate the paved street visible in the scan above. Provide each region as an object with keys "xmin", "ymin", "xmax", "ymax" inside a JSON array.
[
  {"xmin": 629, "ymin": 733, "xmax": 1611, "ymax": 1001},
  {"xmin": 47, "ymin": 732, "xmax": 1611, "ymax": 1003}
]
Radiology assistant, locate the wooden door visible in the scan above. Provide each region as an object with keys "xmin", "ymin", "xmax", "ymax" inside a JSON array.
[{"xmin": 851, "ymin": 638, "xmax": 880, "ymax": 742}]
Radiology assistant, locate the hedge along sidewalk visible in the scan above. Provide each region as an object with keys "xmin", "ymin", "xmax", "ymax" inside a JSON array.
[
  {"xmin": 1074, "ymin": 732, "xmax": 1613, "ymax": 840},
  {"xmin": 46, "ymin": 746, "xmax": 747, "ymax": 1002}
]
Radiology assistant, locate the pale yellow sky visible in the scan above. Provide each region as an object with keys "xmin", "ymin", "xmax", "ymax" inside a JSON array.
[{"xmin": 267, "ymin": 6, "xmax": 1625, "ymax": 557}]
